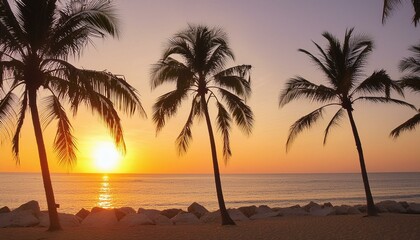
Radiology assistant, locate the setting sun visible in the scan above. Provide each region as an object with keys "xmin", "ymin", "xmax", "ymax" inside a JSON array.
[{"xmin": 92, "ymin": 141, "xmax": 122, "ymax": 172}]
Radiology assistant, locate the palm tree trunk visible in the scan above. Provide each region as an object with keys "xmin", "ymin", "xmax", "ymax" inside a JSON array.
[
  {"xmin": 28, "ymin": 89, "xmax": 62, "ymax": 231},
  {"xmin": 201, "ymin": 95, "xmax": 235, "ymax": 225},
  {"xmin": 346, "ymin": 109, "xmax": 377, "ymax": 216}
]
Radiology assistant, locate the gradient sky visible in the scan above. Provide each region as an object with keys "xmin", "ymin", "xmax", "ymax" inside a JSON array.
[{"xmin": 1, "ymin": 0, "xmax": 419, "ymax": 174}]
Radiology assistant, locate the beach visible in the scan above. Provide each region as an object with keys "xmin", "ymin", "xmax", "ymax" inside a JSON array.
[{"xmin": 1, "ymin": 214, "xmax": 419, "ymax": 240}]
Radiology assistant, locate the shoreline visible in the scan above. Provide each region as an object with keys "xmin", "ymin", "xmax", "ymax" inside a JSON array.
[{"xmin": 1, "ymin": 214, "xmax": 420, "ymax": 240}]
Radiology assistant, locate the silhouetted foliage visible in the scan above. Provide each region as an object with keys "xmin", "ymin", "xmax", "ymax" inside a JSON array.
[
  {"xmin": 279, "ymin": 28, "xmax": 413, "ymax": 217},
  {"xmin": 0, "ymin": 0, "xmax": 144, "ymax": 231},
  {"xmin": 151, "ymin": 24, "xmax": 253, "ymax": 225},
  {"xmin": 382, "ymin": 0, "xmax": 420, "ymax": 26}
]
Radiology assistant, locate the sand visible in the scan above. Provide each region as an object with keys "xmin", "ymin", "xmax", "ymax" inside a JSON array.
[{"xmin": 1, "ymin": 214, "xmax": 419, "ymax": 240}]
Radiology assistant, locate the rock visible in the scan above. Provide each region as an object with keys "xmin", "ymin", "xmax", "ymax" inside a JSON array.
[
  {"xmin": 347, "ymin": 206, "xmax": 362, "ymax": 215},
  {"xmin": 376, "ymin": 200, "xmax": 406, "ymax": 213},
  {"xmin": 161, "ymin": 208, "xmax": 184, "ymax": 219},
  {"xmin": 119, "ymin": 213, "xmax": 154, "ymax": 226},
  {"xmin": 82, "ymin": 209, "xmax": 118, "ymax": 227},
  {"xmin": 323, "ymin": 202, "xmax": 333, "ymax": 208},
  {"xmin": 303, "ymin": 201, "xmax": 320, "ymax": 212},
  {"xmin": 0, "ymin": 210, "xmax": 39, "ymax": 227},
  {"xmin": 255, "ymin": 205, "xmax": 273, "ymax": 214},
  {"xmin": 238, "ymin": 205, "xmax": 257, "ymax": 218},
  {"xmin": 310, "ymin": 206, "xmax": 335, "ymax": 216},
  {"xmin": 171, "ymin": 212, "xmax": 200, "ymax": 225},
  {"xmin": 38, "ymin": 212, "xmax": 81, "ymax": 228},
  {"xmin": 0, "ymin": 206, "xmax": 11, "ymax": 214},
  {"xmin": 117, "ymin": 207, "xmax": 136, "ymax": 215},
  {"xmin": 138, "ymin": 208, "xmax": 172, "ymax": 225},
  {"xmin": 187, "ymin": 202, "xmax": 209, "ymax": 218},
  {"xmin": 15, "ymin": 201, "xmax": 41, "ymax": 216},
  {"xmin": 228, "ymin": 209, "xmax": 249, "ymax": 221},
  {"xmin": 114, "ymin": 209, "xmax": 127, "ymax": 221},
  {"xmin": 407, "ymin": 203, "xmax": 420, "ymax": 214},
  {"xmin": 334, "ymin": 205, "xmax": 352, "ymax": 215},
  {"xmin": 90, "ymin": 207, "xmax": 107, "ymax": 214},
  {"xmin": 200, "ymin": 211, "xmax": 220, "ymax": 223},
  {"xmin": 355, "ymin": 205, "xmax": 367, "ymax": 213},
  {"xmin": 277, "ymin": 207, "xmax": 309, "ymax": 216},
  {"xmin": 399, "ymin": 201, "xmax": 409, "ymax": 209},
  {"xmin": 75, "ymin": 208, "xmax": 90, "ymax": 220}
]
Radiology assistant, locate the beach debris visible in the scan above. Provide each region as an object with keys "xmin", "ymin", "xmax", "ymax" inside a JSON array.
[
  {"xmin": 187, "ymin": 202, "xmax": 209, "ymax": 218},
  {"xmin": 119, "ymin": 213, "xmax": 154, "ymax": 226},
  {"xmin": 75, "ymin": 208, "xmax": 90, "ymax": 220},
  {"xmin": 171, "ymin": 212, "xmax": 200, "ymax": 225}
]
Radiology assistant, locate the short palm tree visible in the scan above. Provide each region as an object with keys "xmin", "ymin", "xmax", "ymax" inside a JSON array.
[
  {"xmin": 0, "ymin": 0, "xmax": 144, "ymax": 231},
  {"xmin": 279, "ymin": 28, "xmax": 413, "ymax": 216},
  {"xmin": 391, "ymin": 43, "xmax": 420, "ymax": 137},
  {"xmin": 382, "ymin": 0, "xmax": 420, "ymax": 26},
  {"xmin": 151, "ymin": 24, "xmax": 253, "ymax": 225}
]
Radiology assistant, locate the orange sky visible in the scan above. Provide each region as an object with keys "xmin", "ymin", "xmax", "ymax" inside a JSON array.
[{"xmin": 1, "ymin": 0, "xmax": 419, "ymax": 174}]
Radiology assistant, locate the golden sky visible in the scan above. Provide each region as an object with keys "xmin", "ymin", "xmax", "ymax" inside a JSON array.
[{"xmin": 1, "ymin": 0, "xmax": 419, "ymax": 174}]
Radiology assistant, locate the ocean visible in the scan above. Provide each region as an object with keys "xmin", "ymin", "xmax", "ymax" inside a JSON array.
[{"xmin": 0, "ymin": 172, "xmax": 419, "ymax": 214}]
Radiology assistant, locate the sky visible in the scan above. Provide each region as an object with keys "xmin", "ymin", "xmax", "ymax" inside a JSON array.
[{"xmin": 1, "ymin": 0, "xmax": 420, "ymax": 174}]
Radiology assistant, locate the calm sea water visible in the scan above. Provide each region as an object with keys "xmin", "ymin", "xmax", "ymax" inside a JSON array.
[{"xmin": 0, "ymin": 172, "xmax": 419, "ymax": 214}]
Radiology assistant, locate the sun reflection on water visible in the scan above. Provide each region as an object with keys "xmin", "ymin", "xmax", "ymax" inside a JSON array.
[{"xmin": 97, "ymin": 175, "xmax": 113, "ymax": 208}]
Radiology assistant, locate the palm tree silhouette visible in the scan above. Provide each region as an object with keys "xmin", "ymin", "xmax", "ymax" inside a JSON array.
[
  {"xmin": 0, "ymin": 0, "xmax": 144, "ymax": 231},
  {"xmin": 151, "ymin": 24, "xmax": 253, "ymax": 225},
  {"xmin": 391, "ymin": 43, "xmax": 420, "ymax": 137},
  {"xmin": 382, "ymin": 0, "xmax": 420, "ymax": 26},
  {"xmin": 279, "ymin": 28, "xmax": 413, "ymax": 216}
]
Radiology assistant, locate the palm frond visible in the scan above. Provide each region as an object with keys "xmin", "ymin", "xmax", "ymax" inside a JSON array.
[
  {"xmin": 152, "ymin": 89, "xmax": 189, "ymax": 133},
  {"xmin": 150, "ymin": 57, "xmax": 194, "ymax": 90},
  {"xmin": 390, "ymin": 112, "xmax": 420, "ymax": 138},
  {"xmin": 218, "ymin": 88, "xmax": 253, "ymax": 135},
  {"xmin": 0, "ymin": 0, "xmax": 25, "ymax": 55},
  {"xmin": 0, "ymin": 90, "xmax": 18, "ymax": 139},
  {"xmin": 382, "ymin": 0, "xmax": 403, "ymax": 24},
  {"xmin": 176, "ymin": 96, "xmax": 200, "ymax": 154},
  {"xmin": 279, "ymin": 77, "xmax": 337, "ymax": 107},
  {"xmin": 399, "ymin": 75, "xmax": 420, "ymax": 92},
  {"xmin": 84, "ymin": 91, "xmax": 126, "ymax": 153},
  {"xmin": 400, "ymin": 44, "xmax": 420, "ymax": 74},
  {"xmin": 298, "ymin": 48, "xmax": 336, "ymax": 85},
  {"xmin": 353, "ymin": 96, "xmax": 416, "ymax": 110},
  {"xmin": 286, "ymin": 105, "xmax": 327, "ymax": 152},
  {"xmin": 352, "ymin": 70, "xmax": 403, "ymax": 97},
  {"xmin": 216, "ymin": 101, "xmax": 232, "ymax": 161},
  {"xmin": 12, "ymin": 92, "xmax": 28, "ymax": 163},
  {"xmin": 41, "ymin": 95, "xmax": 77, "ymax": 167},
  {"xmin": 323, "ymin": 108, "xmax": 345, "ymax": 145},
  {"xmin": 205, "ymin": 39, "xmax": 234, "ymax": 74},
  {"xmin": 213, "ymin": 65, "xmax": 251, "ymax": 98}
]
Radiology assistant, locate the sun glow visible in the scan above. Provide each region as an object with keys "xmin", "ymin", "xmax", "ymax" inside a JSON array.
[{"xmin": 92, "ymin": 141, "xmax": 122, "ymax": 172}]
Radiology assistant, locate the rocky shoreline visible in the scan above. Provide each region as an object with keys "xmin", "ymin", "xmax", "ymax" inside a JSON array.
[{"xmin": 1, "ymin": 200, "xmax": 420, "ymax": 228}]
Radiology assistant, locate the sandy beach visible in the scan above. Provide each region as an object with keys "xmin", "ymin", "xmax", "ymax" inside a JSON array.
[{"xmin": 1, "ymin": 214, "xmax": 419, "ymax": 240}]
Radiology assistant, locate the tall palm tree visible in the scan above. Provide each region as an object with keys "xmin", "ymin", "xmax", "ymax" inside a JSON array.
[
  {"xmin": 382, "ymin": 0, "xmax": 420, "ymax": 26},
  {"xmin": 0, "ymin": 0, "xmax": 144, "ymax": 231},
  {"xmin": 391, "ymin": 43, "xmax": 420, "ymax": 137},
  {"xmin": 279, "ymin": 28, "xmax": 413, "ymax": 216},
  {"xmin": 151, "ymin": 24, "xmax": 253, "ymax": 225}
]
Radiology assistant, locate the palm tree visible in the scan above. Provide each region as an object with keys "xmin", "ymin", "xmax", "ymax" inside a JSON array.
[
  {"xmin": 279, "ymin": 28, "xmax": 414, "ymax": 216},
  {"xmin": 391, "ymin": 43, "xmax": 420, "ymax": 137},
  {"xmin": 382, "ymin": 0, "xmax": 420, "ymax": 26},
  {"xmin": 0, "ymin": 0, "xmax": 144, "ymax": 231},
  {"xmin": 151, "ymin": 24, "xmax": 253, "ymax": 225}
]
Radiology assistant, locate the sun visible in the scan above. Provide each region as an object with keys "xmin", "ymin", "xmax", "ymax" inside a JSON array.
[{"xmin": 92, "ymin": 141, "xmax": 122, "ymax": 172}]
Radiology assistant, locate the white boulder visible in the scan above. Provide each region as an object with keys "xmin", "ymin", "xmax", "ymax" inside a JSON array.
[
  {"xmin": 38, "ymin": 212, "xmax": 81, "ymax": 228},
  {"xmin": 0, "ymin": 210, "xmax": 39, "ymax": 227},
  {"xmin": 82, "ymin": 209, "xmax": 118, "ymax": 227},
  {"xmin": 187, "ymin": 202, "xmax": 209, "ymax": 218},
  {"xmin": 171, "ymin": 212, "xmax": 200, "ymax": 225},
  {"xmin": 407, "ymin": 203, "xmax": 420, "ymax": 214}
]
